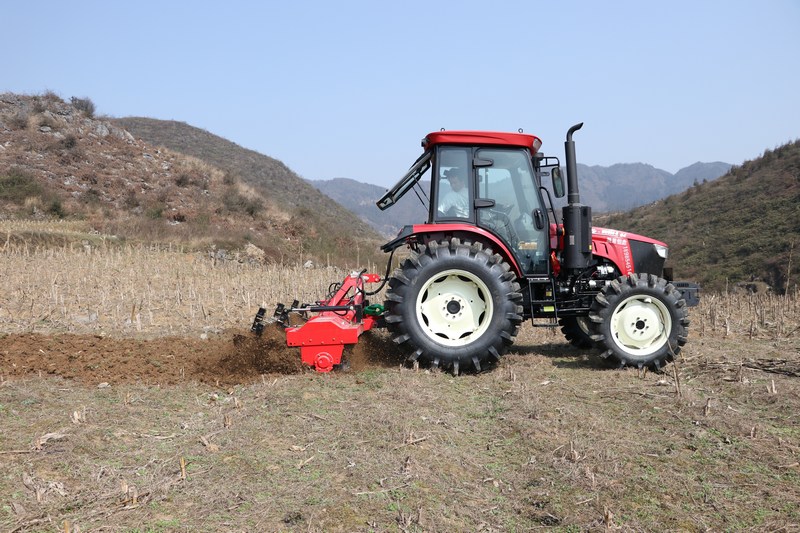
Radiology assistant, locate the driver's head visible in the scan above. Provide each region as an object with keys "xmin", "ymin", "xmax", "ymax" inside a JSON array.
[{"xmin": 445, "ymin": 168, "xmax": 465, "ymax": 190}]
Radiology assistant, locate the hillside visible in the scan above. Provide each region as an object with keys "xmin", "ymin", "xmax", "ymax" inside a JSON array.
[
  {"xmin": 0, "ymin": 92, "xmax": 384, "ymax": 266},
  {"xmin": 311, "ymin": 162, "xmax": 730, "ymax": 237},
  {"xmin": 111, "ymin": 117, "xmax": 385, "ymax": 264},
  {"xmin": 598, "ymin": 140, "xmax": 800, "ymax": 293}
]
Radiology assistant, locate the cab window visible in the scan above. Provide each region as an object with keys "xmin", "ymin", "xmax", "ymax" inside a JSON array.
[{"xmin": 435, "ymin": 147, "xmax": 471, "ymax": 220}]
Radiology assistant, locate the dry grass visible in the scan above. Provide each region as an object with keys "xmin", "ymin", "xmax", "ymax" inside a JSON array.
[
  {"xmin": 694, "ymin": 291, "xmax": 800, "ymax": 339},
  {"xmin": 1, "ymin": 240, "xmax": 799, "ymax": 531},
  {"xmin": 2, "ymin": 229, "xmax": 797, "ymax": 342},
  {"xmin": 0, "ymin": 237, "xmax": 355, "ymax": 338}
]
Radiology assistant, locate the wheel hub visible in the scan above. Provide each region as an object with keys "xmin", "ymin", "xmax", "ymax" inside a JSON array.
[
  {"xmin": 416, "ymin": 270, "xmax": 492, "ymax": 346},
  {"xmin": 446, "ymin": 299, "xmax": 462, "ymax": 315},
  {"xmin": 609, "ymin": 296, "xmax": 671, "ymax": 356}
]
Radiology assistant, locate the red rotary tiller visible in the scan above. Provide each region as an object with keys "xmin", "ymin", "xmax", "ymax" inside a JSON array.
[{"xmin": 251, "ymin": 271, "xmax": 385, "ymax": 372}]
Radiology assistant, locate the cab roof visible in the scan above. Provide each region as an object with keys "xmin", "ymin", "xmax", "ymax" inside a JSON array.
[
  {"xmin": 423, "ymin": 130, "xmax": 542, "ymax": 153},
  {"xmin": 377, "ymin": 130, "xmax": 543, "ymax": 212}
]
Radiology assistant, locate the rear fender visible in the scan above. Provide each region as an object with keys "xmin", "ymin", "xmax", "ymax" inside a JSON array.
[{"xmin": 382, "ymin": 223, "xmax": 523, "ymax": 277}]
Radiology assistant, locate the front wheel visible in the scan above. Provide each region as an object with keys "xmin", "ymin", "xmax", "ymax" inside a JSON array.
[
  {"xmin": 589, "ymin": 274, "xmax": 689, "ymax": 370},
  {"xmin": 384, "ymin": 238, "xmax": 523, "ymax": 374}
]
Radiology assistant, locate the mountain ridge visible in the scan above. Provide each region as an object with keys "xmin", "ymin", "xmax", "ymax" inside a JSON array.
[{"xmin": 310, "ymin": 161, "xmax": 731, "ymax": 237}]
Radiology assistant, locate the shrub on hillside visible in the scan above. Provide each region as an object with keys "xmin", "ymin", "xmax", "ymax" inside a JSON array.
[
  {"xmin": 222, "ymin": 171, "xmax": 237, "ymax": 186},
  {"xmin": 0, "ymin": 167, "xmax": 66, "ymax": 218},
  {"xmin": 146, "ymin": 206, "xmax": 164, "ymax": 219},
  {"xmin": 47, "ymin": 198, "xmax": 65, "ymax": 218},
  {"xmin": 175, "ymin": 173, "xmax": 192, "ymax": 187},
  {"xmin": 70, "ymin": 96, "xmax": 96, "ymax": 118},
  {"xmin": 0, "ymin": 167, "xmax": 44, "ymax": 203},
  {"xmin": 61, "ymin": 133, "xmax": 78, "ymax": 149},
  {"xmin": 81, "ymin": 188, "xmax": 102, "ymax": 206},
  {"xmin": 223, "ymin": 188, "xmax": 263, "ymax": 217},
  {"xmin": 7, "ymin": 110, "xmax": 29, "ymax": 130},
  {"xmin": 42, "ymin": 91, "xmax": 64, "ymax": 104}
]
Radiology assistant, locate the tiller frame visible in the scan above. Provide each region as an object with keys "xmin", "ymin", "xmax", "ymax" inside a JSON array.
[{"xmin": 251, "ymin": 271, "xmax": 384, "ymax": 372}]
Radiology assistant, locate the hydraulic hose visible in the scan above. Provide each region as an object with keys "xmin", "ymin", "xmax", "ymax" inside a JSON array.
[{"xmin": 365, "ymin": 247, "xmax": 397, "ymax": 296}]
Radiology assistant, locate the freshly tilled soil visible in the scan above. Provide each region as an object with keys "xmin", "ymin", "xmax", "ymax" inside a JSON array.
[{"xmin": 0, "ymin": 324, "xmax": 410, "ymax": 386}]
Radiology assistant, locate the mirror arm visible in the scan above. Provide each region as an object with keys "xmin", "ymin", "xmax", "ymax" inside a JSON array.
[{"xmin": 540, "ymin": 186, "xmax": 559, "ymax": 226}]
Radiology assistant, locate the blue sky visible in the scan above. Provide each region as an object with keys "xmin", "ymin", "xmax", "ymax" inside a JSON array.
[{"xmin": 3, "ymin": 1, "xmax": 798, "ymax": 186}]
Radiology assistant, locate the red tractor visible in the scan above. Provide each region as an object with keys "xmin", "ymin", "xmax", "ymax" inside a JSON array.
[{"xmin": 255, "ymin": 124, "xmax": 698, "ymax": 373}]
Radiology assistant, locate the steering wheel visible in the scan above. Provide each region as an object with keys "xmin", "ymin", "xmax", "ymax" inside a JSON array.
[
  {"xmin": 488, "ymin": 208, "xmax": 512, "ymax": 229},
  {"xmin": 484, "ymin": 209, "xmax": 517, "ymax": 248},
  {"xmin": 494, "ymin": 203, "xmax": 513, "ymax": 215}
]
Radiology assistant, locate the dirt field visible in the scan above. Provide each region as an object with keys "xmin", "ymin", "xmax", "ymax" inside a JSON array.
[
  {"xmin": 0, "ymin": 323, "xmax": 408, "ymax": 387},
  {"xmin": 1, "ymin": 244, "xmax": 799, "ymax": 531}
]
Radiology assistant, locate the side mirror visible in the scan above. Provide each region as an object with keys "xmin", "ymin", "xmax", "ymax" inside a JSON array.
[{"xmin": 551, "ymin": 167, "xmax": 565, "ymax": 198}]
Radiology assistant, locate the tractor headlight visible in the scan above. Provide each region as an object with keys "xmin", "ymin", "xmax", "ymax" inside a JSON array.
[{"xmin": 654, "ymin": 244, "xmax": 668, "ymax": 260}]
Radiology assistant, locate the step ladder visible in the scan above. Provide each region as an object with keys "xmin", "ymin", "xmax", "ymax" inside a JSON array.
[{"xmin": 526, "ymin": 277, "xmax": 559, "ymax": 328}]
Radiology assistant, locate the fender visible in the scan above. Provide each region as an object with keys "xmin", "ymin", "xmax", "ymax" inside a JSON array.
[{"xmin": 382, "ymin": 223, "xmax": 523, "ymax": 277}]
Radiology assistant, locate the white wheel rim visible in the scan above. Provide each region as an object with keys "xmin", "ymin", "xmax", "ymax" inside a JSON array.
[
  {"xmin": 416, "ymin": 269, "xmax": 494, "ymax": 347},
  {"xmin": 609, "ymin": 294, "xmax": 672, "ymax": 357}
]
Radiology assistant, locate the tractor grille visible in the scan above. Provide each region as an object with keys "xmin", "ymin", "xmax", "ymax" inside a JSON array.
[{"xmin": 629, "ymin": 240, "xmax": 665, "ymax": 276}]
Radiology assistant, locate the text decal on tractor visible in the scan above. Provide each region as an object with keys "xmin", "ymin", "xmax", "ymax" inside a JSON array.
[{"xmin": 256, "ymin": 124, "xmax": 699, "ymax": 373}]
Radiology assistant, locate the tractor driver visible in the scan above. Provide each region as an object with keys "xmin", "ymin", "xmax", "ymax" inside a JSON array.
[{"xmin": 439, "ymin": 167, "xmax": 469, "ymax": 218}]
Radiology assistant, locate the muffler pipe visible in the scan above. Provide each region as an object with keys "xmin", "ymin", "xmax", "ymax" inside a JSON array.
[
  {"xmin": 562, "ymin": 122, "xmax": 591, "ymax": 273},
  {"xmin": 565, "ymin": 122, "xmax": 583, "ymax": 205}
]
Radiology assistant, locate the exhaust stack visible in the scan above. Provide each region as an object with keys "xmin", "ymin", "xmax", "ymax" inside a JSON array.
[
  {"xmin": 562, "ymin": 123, "xmax": 592, "ymax": 273},
  {"xmin": 565, "ymin": 123, "xmax": 583, "ymax": 204}
]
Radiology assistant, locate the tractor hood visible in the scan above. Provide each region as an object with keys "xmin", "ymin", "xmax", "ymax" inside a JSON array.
[
  {"xmin": 591, "ymin": 226, "xmax": 669, "ymax": 277},
  {"xmin": 592, "ymin": 227, "xmax": 667, "ymax": 248}
]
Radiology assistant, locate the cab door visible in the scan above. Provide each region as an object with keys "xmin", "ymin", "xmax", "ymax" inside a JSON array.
[{"xmin": 474, "ymin": 148, "xmax": 549, "ymax": 275}]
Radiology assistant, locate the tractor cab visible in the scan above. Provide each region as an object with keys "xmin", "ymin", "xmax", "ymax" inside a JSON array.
[{"xmin": 378, "ymin": 130, "xmax": 558, "ymax": 276}]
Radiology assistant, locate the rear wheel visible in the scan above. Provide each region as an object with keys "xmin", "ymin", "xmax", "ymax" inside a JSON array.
[
  {"xmin": 589, "ymin": 273, "xmax": 689, "ymax": 370},
  {"xmin": 559, "ymin": 316, "xmax": 595, "ymax": 349},
  {"xmin": 384, "ymin": 238, "xmax": 523, "ymax": 374}
]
